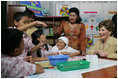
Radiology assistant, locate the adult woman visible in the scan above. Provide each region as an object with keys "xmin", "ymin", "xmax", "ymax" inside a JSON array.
[
  {"xmin": 53, "ymin": 7, "xmax": 86, "ymax": 55},
  {"xmin": 87, "ymin": 20, "xmax": 117, "ymax": 59}
]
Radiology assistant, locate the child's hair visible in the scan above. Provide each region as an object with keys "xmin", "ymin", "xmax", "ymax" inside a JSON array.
[
  {"xmin": 24, "ymin": 9, "xmax": 35, "ymax": 20},
  {"xmin": 31, "ymin": 29, "xmax": 49, "ymax": 57},
  {"xmin": 1, "ymin": 28, "xmax": 23, "ymax": 56},
  {"xmin": 13, "ymin": 12, "xmax": 29, "ymax": 22}
]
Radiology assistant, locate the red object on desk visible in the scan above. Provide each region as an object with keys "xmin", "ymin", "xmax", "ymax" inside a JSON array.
[{"xmin": 43, "ymin": 67, "xmax": 55, "ymax": 69}]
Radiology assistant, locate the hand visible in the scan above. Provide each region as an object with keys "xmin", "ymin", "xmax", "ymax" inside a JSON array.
[
  {"xmin": 24, "ymin": 56, "xmax": 34, "ymax": 64},
  {"xmin": 95, "ymin": 50, "xmax": 108, "ymax": 57},
  {"xmin": 94, "ymin": 50, "xmax": 99, "ymax": 55},
  {"xmin": 37, "ymin": 40, "xmax": 45, "ymax": 47},
  {"xmin": 60, "ymin": 52, "xmax": 70, "ymax": 55},
  {"xmin": 36, "ymin": 21, "xmax": 47, "ymax": 28},
  {"xmin": 49, "ymin": 53, "xmax": 59, "ymax": 56},
  {"xmin": 81, "ymin": 51, "xmax": 86, "ymax": 56},
  {"xmin": 32, "ymin": 57, "xmax": 48, "ymax": 62},
  {"xmin": 53, "ymin": 26, "xmax": 58, "ymax": 34}
]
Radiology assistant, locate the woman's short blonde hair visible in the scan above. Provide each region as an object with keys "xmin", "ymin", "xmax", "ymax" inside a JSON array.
[{"xmin": 98, "ymin": 19, "xmax": 115, "ymax": 36}]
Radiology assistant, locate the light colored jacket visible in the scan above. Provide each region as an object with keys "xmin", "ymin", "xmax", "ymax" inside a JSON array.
[{"xmin": 87, "ymin": 36, "xmax": 117, "ymax": 59}]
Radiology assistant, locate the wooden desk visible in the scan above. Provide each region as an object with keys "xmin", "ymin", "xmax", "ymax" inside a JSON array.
[{"xmin": 82, "ymin": 58, "xmax": 117, "ymax": 78}]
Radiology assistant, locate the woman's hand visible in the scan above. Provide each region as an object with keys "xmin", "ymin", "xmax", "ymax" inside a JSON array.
[
  {"xmin": 53, "ymin": 26, "xmax": 58, "ymax": 34},
  {"xmin": 94, "ymin": 50, "xmax": 108, "ymax": 57}
]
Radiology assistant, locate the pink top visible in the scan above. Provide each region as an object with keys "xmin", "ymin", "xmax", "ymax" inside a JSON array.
[
  {"xmin": 18, "ymin": 33, "xmax": 35, "ymax": 58},
  {"xmin": 1, "ymin": 54, "xmax": 36, "ymax": 78},
  {"xmin": 31, "ymin": 44, "xmax": 52, "ymax": 57},
  {"xmin": 8, "ymin": 27, "xmax": 35, "ymax": 58}
]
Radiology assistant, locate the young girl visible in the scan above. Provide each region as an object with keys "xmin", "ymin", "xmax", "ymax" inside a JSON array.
[
  {"xmin": 12, "ymin": 12, "xmax": 47, "ymax": 59},
  {"xmin": 31, "ymin": 29, "xmax": 52, "ymax": 57},
  {"xmin": 1, "ymin": 28, "xmax": 44, "ymax": 78},
  {"xmin": 49, "ymin": 36, "xmax": 80, "ymax": 57}
]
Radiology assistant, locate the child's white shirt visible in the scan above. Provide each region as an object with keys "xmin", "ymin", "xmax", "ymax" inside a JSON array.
[{"xmin": 50, "ymin": 45, "xmax": 79, "ymax": 55}]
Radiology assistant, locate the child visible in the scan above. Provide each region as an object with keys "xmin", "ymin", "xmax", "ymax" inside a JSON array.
[
  {"xmin": 23, "ymin": 9, "xmax": 38, "ymax": 38},
  {"xmin": 30, "ymin": 29, "xmax": 52, "ymax": 57},
  {"xmin": 49, "ymin": 36, "xmax": 80, "ymax": 57},
  {"xmin": 12, "ymin": 12, "xmax": 47, "ymax": 58},
  {"xmin": 1, "ymin": 28, "xmax": 44, "ymax": 78}
]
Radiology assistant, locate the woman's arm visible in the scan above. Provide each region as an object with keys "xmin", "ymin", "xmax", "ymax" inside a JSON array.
[{"xmin": 79, "ymin": 23, "xmax": 86, "ymax": 54}]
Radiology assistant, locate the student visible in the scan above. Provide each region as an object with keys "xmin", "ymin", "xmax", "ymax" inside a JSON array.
[
  {"xmin": 87, "ymin": 20, "xmax": 117, "ymax": 59},
  {"xmin": 12, "ymin": 12, "xmax": 47, "ymax": 58},
  {"xmin": 53, "ymin": 7, "xmax": 86, "ymax": 55},
  {"xmin": 49, "ymin": 36, "xmax": 80, "ymax": 57},
  {"xmin": 24, "ymin": 9, "xmax": 38, "ymax": 39},
  {"xmin": 13, "ymin": 12, "xmax": 47, "ymax": 31},
  {"xmin": 30, "ymin": 29, "xmax": 52, "ymax": 57},
  {"xmin": 1, "ymin": 28, "xmax": 44, "ymax": 78}
]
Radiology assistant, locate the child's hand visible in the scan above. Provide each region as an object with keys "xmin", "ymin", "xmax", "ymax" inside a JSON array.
[
  {"xmin": 24, "ymin": 56, "xmax": 34, "ymax": 64},
  {"xmin": 49, "ymin": 53, "xmax": 59, "ymax": 56},
  {"xmin": 60, "ymin": 52, "xmax": 70, "ymax": 55},
  {"xmin": 32, "ymin": 57, "xmax": 48, "ymax": 62},
  {"xmin": 36, "ymin": 21, "xmax": 47, "ymax": 28}
]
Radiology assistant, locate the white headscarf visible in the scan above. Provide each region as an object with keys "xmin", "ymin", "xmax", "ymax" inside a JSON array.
[{"xmin": 58, "ymin": 36, "xmax": 69, "ymax": 49}]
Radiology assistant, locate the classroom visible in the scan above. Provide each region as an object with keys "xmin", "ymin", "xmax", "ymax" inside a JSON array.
[{"xmin": 1, "ymin": 1, "xmax": 117, "ymax": 78}]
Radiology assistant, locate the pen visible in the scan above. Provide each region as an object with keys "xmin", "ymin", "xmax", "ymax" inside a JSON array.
[{"xmin": 43, "ymin": 66, "xmax": 55, "ymax": 69}]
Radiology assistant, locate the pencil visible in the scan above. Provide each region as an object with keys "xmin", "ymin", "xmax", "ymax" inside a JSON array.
[{"xmin": 43, "ymin": 66, "xmax": 55, "ymax": 69}]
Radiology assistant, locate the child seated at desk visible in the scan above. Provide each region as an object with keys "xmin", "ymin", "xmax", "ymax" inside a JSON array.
[
  {"xmin": 30, "ymin": 29, "xmax": 52, "ymax": 58},
  {"xmin": 1, "ymin": 28, "xmax": 44, "ymax": 78},
  {"xmin": 49, "ymin": 36, "xmax": 80, "ymax": 57},
  {"xmin": 11, "ymin": 12, "xmax": 47, "ymax": 59}
]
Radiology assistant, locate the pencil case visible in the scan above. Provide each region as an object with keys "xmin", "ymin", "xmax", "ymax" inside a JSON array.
[{"xmin": 56, "ymin": 60, "xmax": 90, "ymax": 71}]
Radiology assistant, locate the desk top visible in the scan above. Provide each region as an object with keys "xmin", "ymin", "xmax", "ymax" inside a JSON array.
[{"xmin": 26, "ymin": 57, "xmax": 117, "ymax": 78}]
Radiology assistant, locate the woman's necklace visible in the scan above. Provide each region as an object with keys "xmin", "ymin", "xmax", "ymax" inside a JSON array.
[{"xmin": 69, "ymin": 23, "xmax": 77, "ymax": 36}]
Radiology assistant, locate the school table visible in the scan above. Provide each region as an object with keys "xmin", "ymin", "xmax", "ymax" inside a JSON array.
[
  {"xmin": 82, "ymin": 58, "xmax": 117, "ymax": 78},
  {"xmin": 26, "ymin": 56, "xmax": 117, "ymax": 78}
]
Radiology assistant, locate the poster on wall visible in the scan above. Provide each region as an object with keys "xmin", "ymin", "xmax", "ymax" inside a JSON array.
[
  {"xmin": 20, "ymin": 1, "xmax": 43, "ymax": 16},
  {"xmin": 86, "ymin": 34, "xmax": 93, "ymax": 49},
  {"xmin": 102, "ymin": 3, "xmax": 117, "ymax": 20},
  {"xmin": 93, "ymin": 34, "xmax": 100, "ymax": 45},
  {"xmin": 56, "ymin": 3, "xmax": 71, "ymax": 16},
  {"xmin": 81, "ymin": 14, "xmax": 104, "ymax": 35}
]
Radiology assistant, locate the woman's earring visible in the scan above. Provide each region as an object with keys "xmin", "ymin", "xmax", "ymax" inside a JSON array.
[{"xmin": 109, "ymin": 32, "xmax": 111, "ymax": 35}]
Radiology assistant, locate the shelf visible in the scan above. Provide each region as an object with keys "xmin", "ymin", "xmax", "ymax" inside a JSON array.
[{"xmin": 36, "ymin": 16, "xmax": 67, "ymax": 45}]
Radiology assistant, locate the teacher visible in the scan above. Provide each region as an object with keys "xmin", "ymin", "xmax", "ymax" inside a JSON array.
[{"xmin": 54, "ymin": 7, "xmax": 86, "ymax": 55}]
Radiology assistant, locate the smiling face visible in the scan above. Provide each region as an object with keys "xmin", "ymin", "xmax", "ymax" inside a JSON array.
[
  {"xmin": 99, "ymin": 26, "xmax": 111, "ymax": 40},
  {"xmin": 57, "ymin": 39, "xmax": 66, "ymax": 50},
  {"xmin": 69, "ymin": 12, "xmax": 78, "ymax": 24}
]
